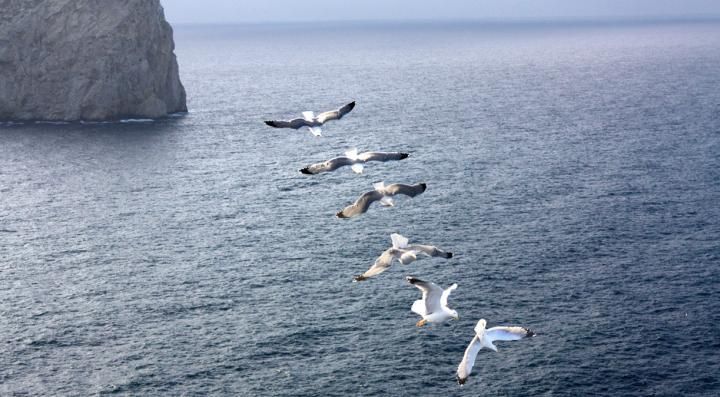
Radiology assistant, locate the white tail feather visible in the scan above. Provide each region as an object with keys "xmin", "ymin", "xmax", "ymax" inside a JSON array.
[
  {"xmin": 351, "ymin": 164, "xmax": 364, "ymax": 174},
  {"xmin": 390, "ymin": 233, "xmax": 409, "ymax": 249},
  {"xmin": 308, "ymin": 126, "xmax": 322, "ymax": 136},
  {"xmin": 345, "ymin": 148, "xmax": 359, "ymax": 160}
]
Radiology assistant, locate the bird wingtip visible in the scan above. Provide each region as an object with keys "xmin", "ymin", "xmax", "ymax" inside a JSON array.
[
  {"xmin": 419, "ymin": 182, "xmax": 427, "ymax": 191},
  {"xmin": 400, "ymin": 153, "xmax": 410, "ymax": 160},
  {"xmin": 299, "ymin": 167, "xmax": 312, "ymax": 175},
  {"xmin": 457, "ymin": 375, "xmax": 467, "ymax": 385},
  {"xmin": 526, "ymin": 328, "xmax": 536, "ymax": 337},
  {"xmin": 446, "ymin": 252, "xmax": 453, "ymax": 259},
  {"xmin": 353, "ymin": 275, "xmax": 366, "ymax": 282}
]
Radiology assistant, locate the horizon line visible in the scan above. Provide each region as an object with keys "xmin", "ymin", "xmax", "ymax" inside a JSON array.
[{"xmin": 168, "ymin": 15, "xmax": 720, "ymax": 26}]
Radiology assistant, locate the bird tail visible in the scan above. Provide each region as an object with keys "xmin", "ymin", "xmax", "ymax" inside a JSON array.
[
  {"xmin": 345, "ymin": 148, "xmax": 359, "ymax": 160},
  {"xmin": 308, "ymin": 126, "xmax": 322, "ymax": 136},
  {"xmin": 351, "ymin": 164, "xmax": 364, "ymax": 174}
]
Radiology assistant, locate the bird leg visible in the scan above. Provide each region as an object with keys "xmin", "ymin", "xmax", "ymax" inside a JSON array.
[{"xmin": 416, "ymin": 319, "xmax": 427, "ymax": 327}]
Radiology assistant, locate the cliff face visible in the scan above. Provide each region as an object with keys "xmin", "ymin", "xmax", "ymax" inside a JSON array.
[{"xmin": 0, "ymin": 0, "xmax": 187, "ymax": 121}]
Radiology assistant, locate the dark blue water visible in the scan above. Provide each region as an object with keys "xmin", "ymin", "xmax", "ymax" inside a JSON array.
[{"xmin": 2, "ymin": 20, "xmax": 720, "ymax": 396}]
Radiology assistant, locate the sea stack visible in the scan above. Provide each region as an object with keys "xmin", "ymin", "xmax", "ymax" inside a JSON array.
[{"xmin": 0, "ymin": 0, "xmax": 187, "ymax": 121}]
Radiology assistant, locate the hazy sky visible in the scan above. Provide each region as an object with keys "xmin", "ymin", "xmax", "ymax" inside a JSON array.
[{"xmin": 163, "ymin": 0, "xmax": 720, "ymax": 24}]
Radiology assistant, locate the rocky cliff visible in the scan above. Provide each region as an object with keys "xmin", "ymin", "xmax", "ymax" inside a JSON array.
[{"xmin": 0, "ymin": 0, "xmax": 187, "ymax": 121}]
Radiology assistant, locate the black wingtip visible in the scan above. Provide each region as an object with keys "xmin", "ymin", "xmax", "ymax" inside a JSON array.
[
  {"xmin": 400, "ymin": 153, "xmax": 409, "ymax": 160},
  {"xmin": 419, "ymin": 183, "xmax": 427, "ymax": 191},
  {"xmin": 405, "ymin": 276, "xmax": 419, "ymax": 284},
  {"xmin": 353, "ymin": 275, "xmax": 366, "ymax": 282},
  {"xmin": 446, "ymin": 252, "xmax": 453, "ymax": 259},
  {"xmin": 347, "ymin": 101, "xmax": 356, "ymax": 109},
  {"xmin": 526, "ymin": 328, "xmax": 536, "ymax": 337},
  {"xmin": 300, "ymin": 167, "xmax": 312, "ymax": 175},
  {"xmin": 457, "ymin": 376, "xmax": 467, "ymax": 385},
  {"xmin": 264, "ymin": 120, "xmax": 276, "ymax": 127},
  {"xmin": 336, "ymin": 211, "xmax": 347, "ymax": 219}
]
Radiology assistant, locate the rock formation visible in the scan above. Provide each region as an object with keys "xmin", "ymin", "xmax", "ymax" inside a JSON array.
[{"xmin": 0, "ymin": 0, "xmax": 187, "ymax": 121}]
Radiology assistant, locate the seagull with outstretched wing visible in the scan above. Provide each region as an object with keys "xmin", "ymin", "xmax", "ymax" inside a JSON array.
[
  {"xmin": 335, "ymin": 181, "xmax": 427, "ymax": 218},
  {"xmin": 264, "ymin": 101, "xmax": 355, "ymax": 136},
  {"xmin": 406, "ymin": 276, "xmax": 459, "ymax": 327},
  {"xmin": 457, "ymin": 319, "xmax": 536, "ymax": 385},
  {"xmin": 353, "ymin": 233, "xmax": 453, "ymax": 281},
  {"xmin": 300, "ymin": 148, "xmax": 409, "ymax": 175}
]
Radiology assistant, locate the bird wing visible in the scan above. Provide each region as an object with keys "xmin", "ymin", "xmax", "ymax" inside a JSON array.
[
  {"xmin": 315, "ymin": 101, "xmax": 355, "ymax": 124},
  {"xmin": 354, "ymin": 248, "xmax": 398, "ymax": 281},
  {"xmin": 406, "ymin": 244, "xmax": 452, "ymax": 258},
  {"xmin": 300, "ymin": 156, "xmax": 354, "ymax": 175},
  {"xmin": 405, "ymin": 276, "xmax": 443, "ymax": 313},
  {"xmin": 357, "ymin": 151, "xmax": 409, "ymax": 162},
  {"xmin": 264, "ymin": 117, "xmax": 310, "ymax": 129},
  {"xmin": 336, "ymin": 190, "xmax": 383, "ymax": 218},
  {"xmin": 384, "ymin": 183, "xmax": 427, "ymax": 197},
  {"xmin": 457, "ymin": 335, "xmax": 483, "ymax": 385},
  {"xmin": 484, "ymin": 326, "xmax": 535, "ymax": 343},
  {"xmin": 440, "ymin": 283, "xmax": 457, "ymax": 308}
]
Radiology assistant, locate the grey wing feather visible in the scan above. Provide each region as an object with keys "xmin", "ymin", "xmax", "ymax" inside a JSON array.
[
  {"xmin": 301, "ymin": 156, "xmax": 355, "ymax": 175},
  {"xmin": 406, "ymin": 244, "xmax": 452, "ymax": 258},
  {"xmin": 484, "ymin": 326, "xmax": 534, "ymax": 342},
  {"xmin": 336, "ymin": 190, "xmax": 383, "ymax": 218},
  {"xmin": 357, "ymin": 151, "xmax": 409, "ymax": 162},
  {"xmin": 405, "ymin": 276, "xmax": 443, "ymax": 313},
  {"xmin": 316, "ymin": 101, "xmax": 356, "ymax": 124},
  {"xmin": 264, "ymin": 118, "xmax": 310, "ymax": 129},
  {"xmin": 384, "ymin": 183, "xmax": 427, "ymax": 197},
  {"xmin": 354, "ymin": 249, "xmax": 398, "ymax": 281}
]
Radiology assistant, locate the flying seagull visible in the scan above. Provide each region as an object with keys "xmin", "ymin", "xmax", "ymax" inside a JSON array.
[
  {"xmin": 456, "ymin": 319, "xmax": 536, "ymax": 385},
  {"xmin": 354, "ymin": 233, "xmax": 453, "ymax": 281},
  {"xmin": 406, "ymin": 276, "xmax": 459, "ymax": 327},
  {"xmin": 264, "ymin": 101, "xmax": 355, "ymax": 136},
  {"xmin": 336, "ymin": 182, "xmax": 426, "ymax": 218},
  {"xmin": 300, "ymin": 148, "xmax": 409, "ymax": 175}
]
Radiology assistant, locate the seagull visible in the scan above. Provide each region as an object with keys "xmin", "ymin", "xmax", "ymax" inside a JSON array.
[
  {"xmin": 300, "ymin": 148, "xmax": 409, "ymax": 175},
  {"xmin": 336, "ymin": 182, "xmax": 427, "ymax": 218},
  {"xmin": 353, "ymin": 233, "xmax": 453, "ymax": 281},
  {"xmin": 456, "ymin": 319, "xmax": 536, "ymax": 385},
  {"xmin": 264, "ymin": 101, "xmax": 355, "ymax": 136},
  {"xmin": 405, "ymin": 276, "xmax": 459, "ymax": 327}
]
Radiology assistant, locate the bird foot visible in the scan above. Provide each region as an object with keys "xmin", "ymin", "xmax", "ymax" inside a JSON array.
[{"xmin": 416, "ymin": 319, "xmax": 427, "ymax": 327}]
